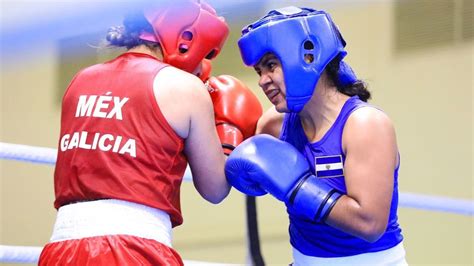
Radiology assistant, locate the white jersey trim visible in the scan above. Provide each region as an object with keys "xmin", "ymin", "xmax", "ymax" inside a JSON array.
[
  {"xmin": 50, "ymin": 199, "xmax": 172, "ymax": 247},
  {"xmin": 293, "ymin": 241, "xmax": 407, "ymax": 266}
]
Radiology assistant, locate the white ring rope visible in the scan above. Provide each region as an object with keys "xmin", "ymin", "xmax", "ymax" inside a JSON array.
[
  {"xmin": 0, "ymin": 141, "xmax": 473, "ymax": 264},
  {"xmin": 0, "ymin": 142, "xmax": 193, "ymax": 182},
  {"xmin": 399, "ymin": 192, "xmax": 473, "ymax": 216},
  {"xmin": 1, "ymin": 142, "xmax": 472, "ymax": 215},
  {"xmin": 0, "ymin": 245, "xmax": 42, "ymax": 264},
  {"xmin": 0, "ymin": 142, "xmax": 57, "ymax": 165}
]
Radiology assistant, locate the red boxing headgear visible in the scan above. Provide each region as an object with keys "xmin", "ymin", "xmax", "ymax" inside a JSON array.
[{"xmin": 140, "ymin": 0, "xmax": 229, "ymax": 73}]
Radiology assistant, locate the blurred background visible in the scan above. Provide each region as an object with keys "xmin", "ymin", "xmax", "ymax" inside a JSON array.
[{"xmin": 1, "ymin": 0, "xmax": 472, "ymax": 265}]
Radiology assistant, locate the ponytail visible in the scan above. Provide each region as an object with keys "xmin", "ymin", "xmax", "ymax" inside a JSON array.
[
  {"xmin": 106, "ymin": 12, "xmax": 157, "ymax": 50},
  {"xmin": 326, "ymin": 58, "xmax": 371, "ymax": 102}
]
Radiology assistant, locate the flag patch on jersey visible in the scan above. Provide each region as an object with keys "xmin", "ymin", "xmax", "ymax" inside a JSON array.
[{"xmin": 315, "ymin": 155, "xmax": 344, "ymax": 178}]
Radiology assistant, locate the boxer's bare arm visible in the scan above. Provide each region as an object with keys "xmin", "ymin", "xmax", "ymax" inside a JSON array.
[{"xmin": 154, "ymin": 67, "xmax": 230, "ymax": 204}]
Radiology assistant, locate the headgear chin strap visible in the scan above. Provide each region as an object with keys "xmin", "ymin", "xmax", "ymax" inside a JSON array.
[
  {"xmin": 238, "ymin": 6, "xmax": 357, "ymax": 112},
  {"xmin": 140, "ymin": 0, "xmax": 229, "ymax": 73}
]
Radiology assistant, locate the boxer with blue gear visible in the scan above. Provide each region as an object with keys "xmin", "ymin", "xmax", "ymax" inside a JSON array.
[
  {"xmin": 232, "ymin": 5, "xmax": 407, "ymax": 265},
  {"xmin": 226, "ymin": 134, "xmax": 342, "ymax": 222},
  {"xmin": 238, "ymin": 6, "xmax": 357, "ymax": 112}
]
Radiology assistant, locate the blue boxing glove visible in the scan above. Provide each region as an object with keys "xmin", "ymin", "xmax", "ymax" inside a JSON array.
[{"xmin": 225, "ymin": 134, "xmax": 342, "ymax": 222}]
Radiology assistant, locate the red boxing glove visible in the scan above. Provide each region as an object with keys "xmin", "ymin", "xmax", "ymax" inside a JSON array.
[{"xmin": 207, "ymin": 75, "xmax": 263, "ymax": 155}]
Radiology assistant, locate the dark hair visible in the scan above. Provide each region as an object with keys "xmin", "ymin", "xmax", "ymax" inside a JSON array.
[
  {"xmin": 106, "ymin": 12, "xmax": 157, "ymax": 49},
  {"xmin": 326, "ymin": 58, "xmax": 371, "ymax": 102}
]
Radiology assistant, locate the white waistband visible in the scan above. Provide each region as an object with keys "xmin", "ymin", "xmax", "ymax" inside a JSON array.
[
  {"xmin": 293, "ymin": 241, "xmax": 408, "ymax": 266},
  {"xmin": 50, "ymin": 199, "xmax": 172, "ymax": 247}
]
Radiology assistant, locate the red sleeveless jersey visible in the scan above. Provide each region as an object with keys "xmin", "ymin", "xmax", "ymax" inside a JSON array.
[{"xmin": 54, "ymin": 52, "xmax": 187, "ymax": 227}]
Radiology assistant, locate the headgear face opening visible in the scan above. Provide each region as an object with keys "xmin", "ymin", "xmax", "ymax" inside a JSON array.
[
  {"xmin": 140, "ymin": 0, "xmax": 229, "ymax": 73},
  {"xmin": 238, "ymin": 7, "xmax": 347, "ymax": 112}
]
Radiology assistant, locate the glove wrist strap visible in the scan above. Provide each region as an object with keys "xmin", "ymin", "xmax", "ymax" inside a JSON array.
[
  {"xmin": 216, "ymin": 123, "xmax": 243, "ymax": 155},
  {"xmin": 221, "ymin": 143, "xmax": 235, "ymax": 156},
  {"xmin": 288, "ymin": 175, "xmax": 342, "ymax": 222}
]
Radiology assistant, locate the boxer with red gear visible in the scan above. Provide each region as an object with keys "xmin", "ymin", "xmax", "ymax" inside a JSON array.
[{"xmin": 39, "ymin": 1, "xmax": 232, "ymax": 265}]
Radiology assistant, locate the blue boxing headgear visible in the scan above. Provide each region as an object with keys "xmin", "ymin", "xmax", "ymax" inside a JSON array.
[{"xmin": 238, "ymin": 6, "xmax": 357, "ymax": 112}]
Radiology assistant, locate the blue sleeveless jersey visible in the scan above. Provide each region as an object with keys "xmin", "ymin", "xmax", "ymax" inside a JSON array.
[{"xmin": 280, "ymin": 96, "xmax": 403, "ymax": 257}]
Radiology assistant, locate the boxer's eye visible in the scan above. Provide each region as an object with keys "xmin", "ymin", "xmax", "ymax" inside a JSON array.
[{"xmin": 266, "ymin": 61, "xmax": 277, "ymax": 71}]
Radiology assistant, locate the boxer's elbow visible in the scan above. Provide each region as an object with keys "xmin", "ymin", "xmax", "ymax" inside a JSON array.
[
  {"xmin": 354, "ymin": 213, "xmax": 388, "ymax": 243},
  {"xmin": 358, "ymin": 220, "xmax": 386, "ymax": 243},
  {"xmin": 204, "ymin": 188, "xmax": 230, "ymax": 204},
  {"xmin": 344, "ymin": 197, "xmax": 390, "ymax": 242},
  {"xmin": 196, "ymin": 179, "xmax": 231, "ymax": 204},
  {"xmin": 206, "ymin": 194, "xmax": 226, "ymax": 204}
]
